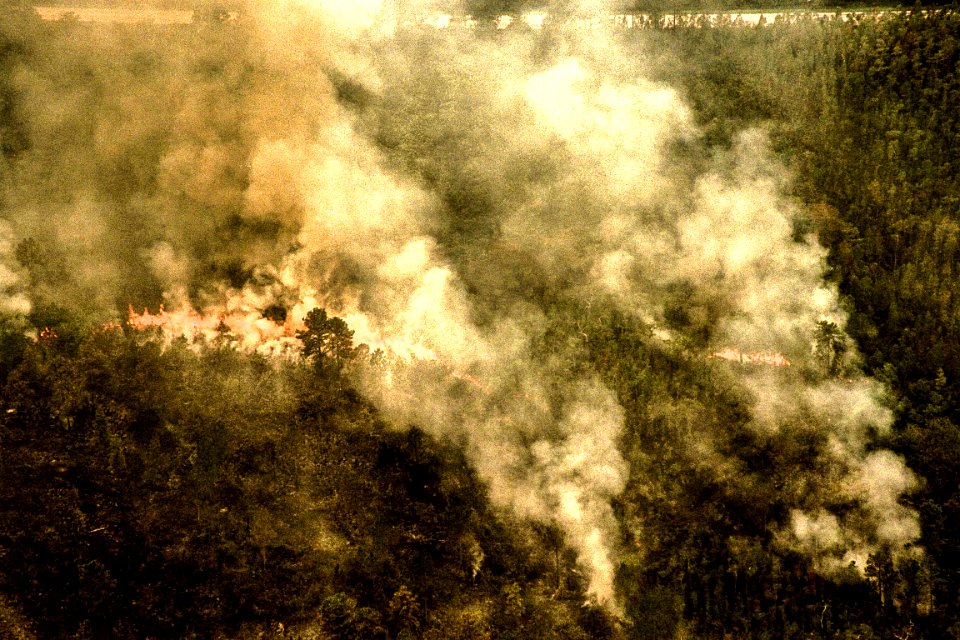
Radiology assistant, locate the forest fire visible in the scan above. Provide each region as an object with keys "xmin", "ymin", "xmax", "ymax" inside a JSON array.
[
  {"xmin": 1, "ymin": 1, "xmax": 941, "ymax": 634},
  {"xmin": 125, "ymin": 304, "xmax": 497, "ymax": 395},
  {"xmin": 128, "ymin": 305, "xmax": 226, "ymax": 333},
  {"xmin": 126, "ymin": 305, "xmax": 302, "ymax": 355},
  {"xmin": 707, "ymin": 348, "xmax": 791, "ymax": 366}
]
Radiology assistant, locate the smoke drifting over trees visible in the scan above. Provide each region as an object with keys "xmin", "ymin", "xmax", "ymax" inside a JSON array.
[{"xmin": 1, "ymin": 2, "xmax": 952, "ymax": 638}]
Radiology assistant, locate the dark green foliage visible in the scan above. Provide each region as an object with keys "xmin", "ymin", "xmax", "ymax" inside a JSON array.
[
  {"xmin": 792, "ymin": 12, "xmax": 960, "ymax": 636},
  {"xmin": 639, "ymin": 9, "xmax": 960, "ymax": 638},
  {"xmin": 814, "ymin": 320, "xmax": 848, "ymax": 376},
  {"xmin": 547, "ymin": 302, "xmax": 916, "ymax": 640},
  {"xmin": 318, "ymin": 593, "xmax": 388, "ymax": 640},
  {"xmin": 0, "ymin": 313, "xmax": 611, "ymax": 638},
  {"xmin": 297, "ymin": 307, "xmax": 358, "ymax": 369}
]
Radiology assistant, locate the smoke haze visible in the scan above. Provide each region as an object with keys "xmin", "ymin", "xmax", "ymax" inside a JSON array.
[{"xmin": 0, "ymin": 0, "xmax": 920, "ymax": 609}]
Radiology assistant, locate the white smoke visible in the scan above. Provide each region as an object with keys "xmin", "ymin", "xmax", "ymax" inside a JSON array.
[
  {"xmin": 233, "ymin": 0, "xmax": 918, "ymax": 599},
  {"xmin": 1, "ymin": 0, "xmax": 922, "ymax": 611},
  {"xmin": 0, "ymin": 221, "xmax": 30, "ymax": 318}
]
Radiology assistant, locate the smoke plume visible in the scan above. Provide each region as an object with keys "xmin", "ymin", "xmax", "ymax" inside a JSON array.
[
  {"xmin": 0, "ymin": 221, "xmax": 30, "ymax": 318},
  {"xmin": 0, "ymin": 0, "xmax": 920, "ymax": 609}
]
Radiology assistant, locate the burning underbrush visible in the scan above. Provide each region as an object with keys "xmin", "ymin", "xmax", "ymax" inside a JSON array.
[
  {"xmin": 122, "ymin": 303, "xmax": 797, "ymax": 376},
  {"xmin": 125, "ymin": 304, "xmax": 303, "ymax": 356},
  {"xmin": 708, "ymin": 348, "xmax": 792, "ymax": 367}
]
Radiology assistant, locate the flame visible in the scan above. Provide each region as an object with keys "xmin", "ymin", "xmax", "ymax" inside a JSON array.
[
  {"xmin": 127, "ymin": 305, "xmax": 303, "ymax": 356},
  {"xmin": 707, "ymin": 348, "xmax": 791, "ymax": 367},
  {"xmin": 120, "ymin": 306, "xmax": 788, "ymax": 373},
  {"xmin": 125, "ymin": 301, "xmax": 442, "ymax": 365},
  {"xmin": 124, "ymin": 304, "xmax": 491, "ymax": 392}
]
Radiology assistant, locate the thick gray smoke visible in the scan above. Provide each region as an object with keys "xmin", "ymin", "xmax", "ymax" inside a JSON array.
[{"xmin": 0, "ymin": 0, "xmax": 919, "ymax": 608}]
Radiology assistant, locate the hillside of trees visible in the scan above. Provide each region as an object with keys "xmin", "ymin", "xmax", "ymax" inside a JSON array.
[
  {"xmin": 2, "ymin": 4, "xmax": 960, "ymax": 639},
  {"xmin": 637, "ymin": 8, "xmax": 960, "ymax": 637}
]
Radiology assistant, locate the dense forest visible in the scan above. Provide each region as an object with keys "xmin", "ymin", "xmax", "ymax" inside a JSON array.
[{"xmin": 2, "ymin": 3, "xmax": 960, "ymax": 639}]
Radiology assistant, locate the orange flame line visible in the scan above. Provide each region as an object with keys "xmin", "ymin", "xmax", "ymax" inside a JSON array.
[{"xmin": 707, "ymin": 349, "xmax": 791, "ymax": 367}]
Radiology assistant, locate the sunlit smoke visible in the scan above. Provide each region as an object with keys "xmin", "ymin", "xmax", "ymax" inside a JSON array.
[
  {"xmin": 0, "ymin": 221, "xmax": 31, "ymax": 318},
  {"xmin": 127, "ymin": 304, "xmax": 302, "ymax": 357},
  {"xmin": 3, "ymin": 0, "xmax": 922, "ymax": 613}
]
